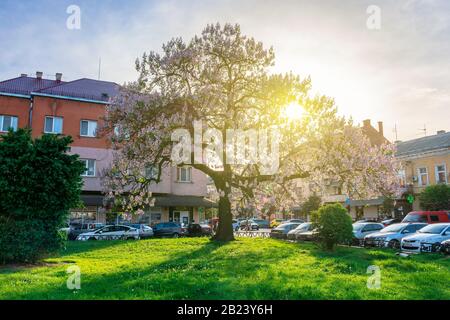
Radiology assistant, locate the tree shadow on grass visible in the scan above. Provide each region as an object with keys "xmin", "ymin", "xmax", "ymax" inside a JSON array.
[
  {"xmin": 4, "ymin": 239, "xmax": 448, "ymax": 299},
  {"xmin": 8, "ymin": 239, "xmax": 304, "ymax": 299}
]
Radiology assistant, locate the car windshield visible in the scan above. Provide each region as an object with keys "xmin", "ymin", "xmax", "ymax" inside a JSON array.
[
  {"xmin": 295, "ymin": 223, "xmax": 311, "ymax": 231},
  {"xmin": 418, "ymin": 224, "xmax": 448, "ymax": 234},
  {"xmin": 403, "ymin": 213, "xmax": 427, "ymax": 222},
  {"xmin": 380, "ymin": 224, "xmax": 405, "ymax": 233},
  {"xmin": 353, "ymin": 223, "xmax": 365, "ymax": 231}
]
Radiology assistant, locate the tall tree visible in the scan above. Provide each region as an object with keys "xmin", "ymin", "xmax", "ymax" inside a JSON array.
[{"xmin": 103, "ymin": 23, "xmax": 398, "ymax": 241}]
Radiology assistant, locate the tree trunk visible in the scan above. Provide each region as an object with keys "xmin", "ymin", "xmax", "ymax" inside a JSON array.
[{"xmin": 212, "ymin": 195, "xmax": 235, "ymax": 241}]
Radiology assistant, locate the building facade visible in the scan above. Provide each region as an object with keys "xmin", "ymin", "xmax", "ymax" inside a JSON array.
[
  {"xmin": 0, "ymin": 72, "xmax": 215, "ymax": 225},
  {"xmin": 396, "ymin": 130, "xmax": 450, "ymax": 211}
]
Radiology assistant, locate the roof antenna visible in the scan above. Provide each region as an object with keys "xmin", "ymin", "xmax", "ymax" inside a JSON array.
[
  {"xmin": 393, "ymin": 123, "xmax": 398, "ymax": 141},
  {"xmin": 98, "ymin": 57, "xmax": 101, "ymax": 80},
  {"xmin": 418, "ymin": 124, "xmax": 427, "ymax": 137}
]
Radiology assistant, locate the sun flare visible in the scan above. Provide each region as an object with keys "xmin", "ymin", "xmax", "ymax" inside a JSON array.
[{"xmin": 284, "ymin": 102, "xmax": 304, "ymax": 120}]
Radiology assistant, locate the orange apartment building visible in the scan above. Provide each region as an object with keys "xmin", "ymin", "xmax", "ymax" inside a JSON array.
[
  {"xmin": 396, "ymin": 130, "xmax": 450, "ymax": 211},
  {"xmin": 0, "ymin": 72, "xmax": 215, "ymax": 225}
]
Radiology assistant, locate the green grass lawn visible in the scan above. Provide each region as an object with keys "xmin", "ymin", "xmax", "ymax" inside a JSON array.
[{"xmin": 0, "ymin": 237, "xmax": 449, "ymax": 299}]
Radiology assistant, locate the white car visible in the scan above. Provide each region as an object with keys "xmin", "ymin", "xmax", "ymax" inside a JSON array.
[
  {"xmin": 364, "ymin": 223, "xmax": 427, "ymax": 248},
  {"xmin": 401, "ymin": 223, "xmax": 450, "ymax": 253},
  {"xmin": 352, "ymin": 222, "xmax": 384, "ymax": 241},
  {"xmin": 76, "ymin": 225, "xmax": 140, "ymax": 241}
]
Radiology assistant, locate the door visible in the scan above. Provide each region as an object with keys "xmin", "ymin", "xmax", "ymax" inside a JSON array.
[{"xmin": 174, "ymin": 211, "xmax": 190, "ymax": 226}]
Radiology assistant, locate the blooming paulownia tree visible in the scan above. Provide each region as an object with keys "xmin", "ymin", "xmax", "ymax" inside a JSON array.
[{"xmin": 103, "ymin": 23, "xmax": 399, "ymax": 241}]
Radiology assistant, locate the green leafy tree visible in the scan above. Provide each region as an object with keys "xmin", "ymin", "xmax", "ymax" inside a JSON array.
[
  {"xmin": 311, "ymin": 203, "xmax": 353, "ymax": 250},
  {"xmin": 419, "ymin": 184, "xmax": 450, "ymax": 211},
  {"xmin": 299, "ymin": 194, "xmax": 321, "ymax": 219},
  {"xmin": 0, "ymin": 129, "xmax": 84, "ymax": 263}
]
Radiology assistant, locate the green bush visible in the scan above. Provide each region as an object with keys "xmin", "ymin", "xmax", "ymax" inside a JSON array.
[
  {"xmin": 419, "ymin": 184, "xmax": 450, "ymax": 211},
  {"xmin": 311, "ymin": 203, "xmax": 353, "ymax": 250},
  {"xmin": 0, "ymin": 129, "xmax": 84, "ymax": 264}
]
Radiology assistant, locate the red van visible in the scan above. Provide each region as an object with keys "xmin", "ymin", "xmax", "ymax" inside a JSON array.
[{"xmin": 402, "ymin": 211, "xmax": 450, "ymax": 224}]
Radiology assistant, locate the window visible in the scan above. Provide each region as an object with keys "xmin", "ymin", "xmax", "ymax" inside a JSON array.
[
  {"xmin": 435, "ymin": 164, "xmax": 447, "ymax": 184},
  {"xmin": 44, "ymin": 116, "xmax": 63, "ymax": 134},
  {"xmin": 0, "ymin": 115, "xmax": 18, "ymax": 132},
  {"xmin": 398, "ymin": 169, "xmax": 406, "ymax": 187},
  {"xmin": 145, "ymin": 165, "xmax": 159, "ymax": 179},
  {"xmin": 80, "ymin": 120, "xmax": 97, "ymax": 137},
  {"xmin": 417, "ymin": 167, "xmax": 429, "ymax": 186},
  {"xmin": 430, "ymin": 215, "xmax": 439, "ymax": 222},
  {"xmin": 80, "ymin": 159, "xmax": 96, "ymax": 177},
  {"xmin": 177, "ymin": 166, "xmax": 192, "ymax": 182}
]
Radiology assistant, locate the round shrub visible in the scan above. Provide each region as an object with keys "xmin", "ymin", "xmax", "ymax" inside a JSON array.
[{"xmin": 311, "ymin": 203, "xmax": 353, "ymax": 250}]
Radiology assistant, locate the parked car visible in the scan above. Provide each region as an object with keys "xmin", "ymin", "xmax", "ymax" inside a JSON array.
[
  {"xmin": 270, "ymin": 222, "xmax": 302, "ymax": 239},
  {"xmin": 296, "ymin": 229, "xmax": 318, "ymax": 241},
  {"xmin": 182, "ymin": 223, "xmax": 212, "ymax": 237},
  {"xmin": 440, "ymin": 239, "xmax": 450, "ymax": 254},
  {"xmin": 153, "ymin": 222, "xmax": 182, "ymax": 238},
  {"xmin": 232, "ymin": 219, "xmax": 240, "ymax": 231},
  {"xmin": 352, "ymin": 222, "xmax": 384, "ymax": 245},
  {"xmin": 76, "ymin": 225, "xmax": 140, "ymax": 241},
  {"xmin": 68, "ymin": 222, "xmax": 104, "ymax": 240},
  {"xmin": 401, "ymin": 223, "xmax": 450, "ymax": 253},
  {"xmin": 125, "ymin": 223, "xmax": 154, "ymax": 239},
  {"xmin": 59, "ymin": 223, "xmax": 71, "ymax": 237},
  {"xmin": 363, "ymin": 223, "xmax": 427, "ymax": 249},
  {"xmin": 287, "ymin": 222, "xmax": 314, "ymax": 240},
  {"xmin": 381, "ymin": 218, "xmax": 402, "ymax": 227},
  {"xmin": 251, "ymin": 219, "xmax": 270, "ymax": 229},
  {"xmin": 239, "ymin": 220, "xmax": 259, "ymax": 230},
  {"xmin": 282, "ymin": 219, "xmax": 305, "ymax": 225},
  {"xmin": 401, "ymin": 211, "xmax": 449, "ymax": 224},
  {"xmin": 270, "ymin": 219, "xmax": 285, "ymax": 228}
]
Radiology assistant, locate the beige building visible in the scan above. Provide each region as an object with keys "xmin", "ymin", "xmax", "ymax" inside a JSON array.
[{"xmin": 395, "ymin": 130, "xmax": 450, "ymax": 211}]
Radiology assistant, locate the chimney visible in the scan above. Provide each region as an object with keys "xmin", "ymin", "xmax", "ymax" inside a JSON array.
[
  {"xmin": 378, "ymin": 121, "xmax": 384, "ymax": 136},
  {"xmin": 437, "ymin": 130, "xmax": 446, "ymax": 135},
  {"xmin": 36, "ymin": 71, "xmax": 43, "ymax": 79},
  {"xmin": 20, "ymin": 73, "xmax": 27, "ymax": 77},
  {"xmin": 55, "ymin": 73, "xmax": 62, "ymax": 82},
  {"xmin": 363, "ymin": 119, "xmax": 371, "ymax": 128}
]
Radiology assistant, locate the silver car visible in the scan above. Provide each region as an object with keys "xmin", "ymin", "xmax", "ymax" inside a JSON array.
[
  {"xmin": 77, "ymin": 225, "xmax": 140, "ymax": 241},
  {"xmin": 364, "ymin": 223, "xmax": 426, "ymax": 249},
  {"xmin": 287, "ymin": 222, "xmax": 312, "ymax": 240},
  {"xmin": 352, "ymin": 222, "xmax": 384, "ymax": 245}
]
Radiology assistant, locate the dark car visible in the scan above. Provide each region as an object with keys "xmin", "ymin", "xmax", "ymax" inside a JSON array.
[
  {"xmin": 153, "ymin": 222, "xmax": 182, "ymax": 238},
  {"xmin": 182, "ymin": 223, "xmax": 212, "ymax": 237},
  {"xmin": 251, "ymin": 219, "xmax": 270, "ymax": 229},
  {"xmin": 68, "ymin": 222, "xmax": 104, "ymax": 240}
]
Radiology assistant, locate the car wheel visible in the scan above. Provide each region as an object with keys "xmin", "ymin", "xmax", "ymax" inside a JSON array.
[
  {"xmin": 173, "ymin": 233, "xmax": 179, "ymax": 238},
  {"xmin": 388, "ymin": 240, "xmax": 400, "ymax": 249},
  {"xmin": 432, "ymin": 242, "xmax": 441, "ymax": 253},
  {"xmin": 88, "ymin": 237, "xmax": 97, "ymax": 241}
]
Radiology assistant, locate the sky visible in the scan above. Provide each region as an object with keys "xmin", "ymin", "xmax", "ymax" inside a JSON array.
[{"xmin": 1, "ymin": 0, "xmax": 449, "ymax": 141}]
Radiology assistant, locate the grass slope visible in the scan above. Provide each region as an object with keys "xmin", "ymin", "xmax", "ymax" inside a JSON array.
[{"xmin": 0, "ymin": 238, "xmax": 449, "ymax": 299}]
